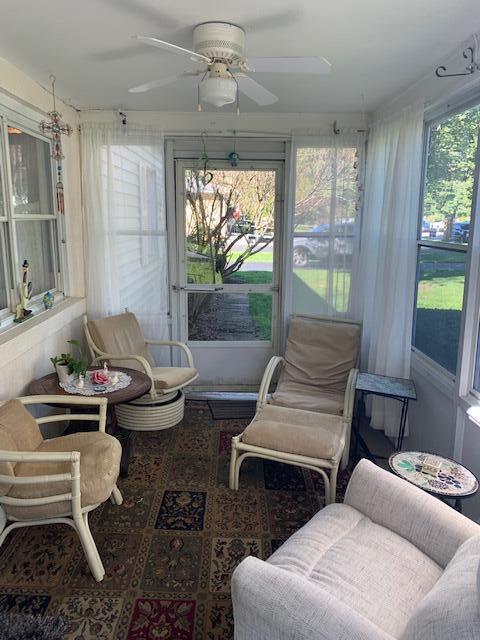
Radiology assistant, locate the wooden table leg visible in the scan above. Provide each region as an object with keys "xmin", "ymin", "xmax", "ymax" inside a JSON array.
[{"xmin": 106, "ymin": 406, "xmax": 132, "ymax": 478}]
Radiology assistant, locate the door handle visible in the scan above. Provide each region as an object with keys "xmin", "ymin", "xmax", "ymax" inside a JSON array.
[{"xmin": 172, "ymin": 285, "xmax": 224, "ymax": 292}]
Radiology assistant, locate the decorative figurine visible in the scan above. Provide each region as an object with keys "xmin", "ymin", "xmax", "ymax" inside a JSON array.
[
  {"xmin": 14, "ymin": 259, "xmax": 33, "ymax": 323},
  {"xmin": 43, "ymin": 290, "xmax": 54, "ymax": 310},
  {"xmin": 422, "ymin": 456, "xmax": 442, "ymax": 477}
]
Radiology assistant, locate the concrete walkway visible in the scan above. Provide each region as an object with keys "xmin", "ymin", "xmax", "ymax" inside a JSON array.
[{"xmin": 189, "ymin": 292, "xmax": 257, "ymax": 341}]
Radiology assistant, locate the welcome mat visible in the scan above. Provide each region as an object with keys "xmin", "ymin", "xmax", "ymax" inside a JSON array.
[{"xmin": 208, "ymin": 400, "xmax": 257, "ymax": 420}]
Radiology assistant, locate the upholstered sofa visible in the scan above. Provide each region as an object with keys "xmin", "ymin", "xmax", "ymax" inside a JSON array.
[{"xmin": 232, "ymin": 459, "xmax": 480, "ymax": 639}]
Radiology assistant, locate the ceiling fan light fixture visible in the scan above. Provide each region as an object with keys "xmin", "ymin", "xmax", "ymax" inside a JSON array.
[{"xmin": 199, "ymin": 76, "xmax": 237, "ymax": 108}]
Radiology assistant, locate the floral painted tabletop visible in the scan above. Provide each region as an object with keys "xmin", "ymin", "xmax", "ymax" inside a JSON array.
[{"xmin": 389, "ymin": 451, "xmax": 478, "ymax": 497}]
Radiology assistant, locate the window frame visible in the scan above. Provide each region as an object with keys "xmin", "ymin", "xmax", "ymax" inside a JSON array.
[
  {"xmin": 412, "ymin": 100, "xmax": 480, "ymax": 384},
  {"xmin": 0, "ymin": 109, "xmax": 63, "ymax": 328}
]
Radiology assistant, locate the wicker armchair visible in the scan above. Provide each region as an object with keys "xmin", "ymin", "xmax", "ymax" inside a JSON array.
[
  {"xmin": 83, "ymin": 311, "xmax": 198, "ymax": 430},
  {"xmin": 230, "ymin": 315, "xmax": 361, "ymax": 503},
  {"xmin": 0, "ymin": 395, "xmax": 122, "ymax": 582}
]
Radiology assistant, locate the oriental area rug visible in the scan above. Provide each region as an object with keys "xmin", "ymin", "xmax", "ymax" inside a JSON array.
[{"xmin": 0, "ymin": 401, "xmax": 350, "ymax": 640}]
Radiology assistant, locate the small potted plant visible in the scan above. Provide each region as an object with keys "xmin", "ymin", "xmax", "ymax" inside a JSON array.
[{"xmin": 50, "ymin": 339, "xmax": 88, "ymax": 383}]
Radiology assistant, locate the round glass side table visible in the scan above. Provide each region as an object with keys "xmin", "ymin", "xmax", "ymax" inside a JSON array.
[{"xmin": 389, "ymin": 451, "xmax": 478, "ymax": 512}]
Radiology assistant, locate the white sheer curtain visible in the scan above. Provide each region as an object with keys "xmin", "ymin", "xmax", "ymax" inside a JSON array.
[
  {"xmin": 355, "ymin": 102, "xmax": 424, "ymax": 437},
  {"xmin": 81, "ymin": 122, "xmax": 169, "ymax": 361},
  {"xmin": 290, "ymin": 134, "xmax": 365, "ymax": 318}
]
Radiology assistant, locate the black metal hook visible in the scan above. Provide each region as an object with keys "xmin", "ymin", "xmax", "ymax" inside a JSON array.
[{"xmin": 435, "ymin": 47, "xmax": 478, "ymax": 78}]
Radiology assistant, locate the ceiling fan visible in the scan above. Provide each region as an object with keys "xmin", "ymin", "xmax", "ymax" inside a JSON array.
[{"xmin": 128, "ymin": 21, "xmax": 331, "ymax": 110}]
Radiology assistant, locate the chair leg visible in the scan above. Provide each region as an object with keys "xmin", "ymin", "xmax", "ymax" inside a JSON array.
[
  {"xmin": 110, "ymin": 484, "xmax": 123, "ymax": 505},
  {"xmin": 229, "ymin": 438, "xmax": 239, "ymax": 490},
  {"xmin": 74, "ymin": 513, "xmax": 105, "ymax": 582},
  {"xmin": 329, "ymin": 465, "xmax": 339, "ymax": 504}
]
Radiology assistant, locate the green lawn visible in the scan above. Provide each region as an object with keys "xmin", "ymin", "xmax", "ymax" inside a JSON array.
[
  {"xmin": 293, "ymin": 268, "xmax": 350, "ymax": 314},
  {"xmin": 225, "ymin": 271, "xmax": 272, "ymax": 339},
  {"xmin": 417, "ymin": 275, "xmax": 464, "ymax": 310},
  {"xmin": 229, "ymin": 251, "xmax": 273, "ymax": 264}
]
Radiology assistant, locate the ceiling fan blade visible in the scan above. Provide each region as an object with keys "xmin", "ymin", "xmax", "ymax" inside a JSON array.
[
  {"xmin": 97, "ymin": 0, "xmax": 179, "ymax": 30},
  {"xmin": 248, "ymin": 56, "xmax": 332, "ymax": 74},
  {"xmin": 89, "ymin": 43, "xmax": 155, "ymax": 62},
  {"xmin": 242, "ymin": 8, "xmax": 301, "ymax": 32},
  {"xmin": 133, "ymin": 35, "xmax": 211, "ymax": 63},
  {"xmin": 236, "ymin": 74, "xmax": 278, "ymax": 106},
  {"xmin": 129, "ymin": 72, "xmax": 199, "ymax": 93}
]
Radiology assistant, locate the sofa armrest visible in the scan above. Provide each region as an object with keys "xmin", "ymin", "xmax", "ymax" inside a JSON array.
[
  {"xmin": 232, "ymin": 556, "xmax": 394, "ymax": 640},
  {"xmin": 344, "ymin": 459, "xmax": 480, "ymax": 568}
]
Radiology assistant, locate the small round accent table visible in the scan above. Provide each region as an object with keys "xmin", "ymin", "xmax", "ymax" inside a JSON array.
[
  {"xmin": 389, "ymin": 451, "xmax": 479, "ymax": 512},
  {"xmin": 29, "ymin": 367, "xmax": 151, "ymax": 477}
]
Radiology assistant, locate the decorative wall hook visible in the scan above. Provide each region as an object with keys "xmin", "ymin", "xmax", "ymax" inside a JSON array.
[
  {"xmin": 333, "ymin": 120, "xmax": 341, "ymax": 135},
  {"xmin": 435, "ymin": 47, "xmax": 479, "ymax": 78}
]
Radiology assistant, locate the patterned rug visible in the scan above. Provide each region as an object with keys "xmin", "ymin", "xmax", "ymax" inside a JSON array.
[{"xmin": 0, "ymin": 401, "xmax": 350, "ymax": 640}]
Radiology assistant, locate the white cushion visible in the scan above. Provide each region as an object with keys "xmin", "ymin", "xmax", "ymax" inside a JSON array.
[{"xmin": 269, "ymin": 503, "xmax": 443, "ymax": 638}]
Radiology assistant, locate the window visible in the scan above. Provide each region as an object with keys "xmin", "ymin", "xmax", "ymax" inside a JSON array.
[
  {"xmin": 413, "ymin": 104, "xmax": 480, "ymax": 374},
  {"xmin": 292, "ymin": 142, "xmax": 361, "ymax": 317},
  {"xmin": 0, "ymin": 120, "xmax": 60, "ymax": 323}
]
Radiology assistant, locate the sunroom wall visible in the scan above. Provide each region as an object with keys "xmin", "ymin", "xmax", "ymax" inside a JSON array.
[{"xmin": 0, "ymin": 57, "xmax": 85, "ymax": 406}]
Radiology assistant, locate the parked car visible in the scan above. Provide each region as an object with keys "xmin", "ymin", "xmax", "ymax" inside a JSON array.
[
  {"xmin": 421, "ymin": 221, "xmax": 437, "ymax": 238},
  {"xmin": 229, "ymin": 217, "xmax": 256, "ymax": 236},
  {"xmin": 451, "ymin": 221, "xmax": 469, "ymax": 242},
  {"xmin": 293, "ymin": 222, "xmax": 354, "ymax": 267}
]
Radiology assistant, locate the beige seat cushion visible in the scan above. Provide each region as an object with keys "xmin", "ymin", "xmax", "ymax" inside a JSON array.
[
  {"xmin": 87, "ymin": 312, "xmax": 155, "ymax": 372},
  {"xmin": 278, "ymin": 316, "xmax": 360, "ymax": 395},
  {"xmin": 153, "ymin": 366, "xmax": 198, "ymax": 390},
  {"xmin": 7, "ymin": 431, "xmax": 121, "ymax": 520},
  {"xmin": 242, "ymin": 404, "xmax": 344, "ymax": 460},
  {"xmin": 269, "ymin": 503, "xmax": 443, "ymax": 638},
  {"xmin": 0, "ymin": 399, "xmax": 43, "ymax": 452},
  {"xmin": 0, "ymin": 400, "xmax": 44, "ymax": 497},
  {"xmin": 271, "ymin": 381, "xmax": 344, "ymax": 414}
]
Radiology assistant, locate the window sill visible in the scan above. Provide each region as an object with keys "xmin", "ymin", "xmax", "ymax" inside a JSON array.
[{"xmin": 0, "ymin": 297, "xmax": 86, "ymax": 363}]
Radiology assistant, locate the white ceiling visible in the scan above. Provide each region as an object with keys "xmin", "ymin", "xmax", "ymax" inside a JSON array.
[{"xmin": 0, "ymin": 0, "xmax": 478, "ymax": 113}]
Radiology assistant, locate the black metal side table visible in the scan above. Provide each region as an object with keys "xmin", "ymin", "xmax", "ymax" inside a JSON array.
[{"xmin": 353, "ymin": 372, "xmax": 417, "ymax": 461}]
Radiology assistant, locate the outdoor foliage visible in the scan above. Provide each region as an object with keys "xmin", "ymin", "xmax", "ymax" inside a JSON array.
[
  {"xmin": 294, "ymin": 146, "xmax": 358, "ymax": 229},
  {"xmin": 424, "ymin": 105, "xmax": 480, "ymax": 236},
  {"xmin": 185, "ymin": 169, "xmax": 275, "ymax": 281}
]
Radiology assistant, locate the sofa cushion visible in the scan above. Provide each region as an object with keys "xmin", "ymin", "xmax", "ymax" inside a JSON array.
[
  {"xmin": 6, "ymin": 431, "xmax": 121, "ymax": 519},
  {"xmin": 278, "ymin": 316, "xmax": 360, "ymax": 393},
  {"xmin": 0, "ymin": 400, "xmax": 43, "ymax": 453},
  {"xmin": 271, "ymin": 381, "xmax": 344, "ymax": 414},
  {"xmin": 269, "ymin": 503, "xmax": 442, "ymax": 638},
  {"xmin": 153, "ymin": 366, "xmax": 198, "ymax": 390},
  {"xmin": 242, "ymin": 405, "xmax": 344, "ymax": 460},
  {"xmin": 400, "ymin": 535, "xmax": 480, "ymax": 640}
]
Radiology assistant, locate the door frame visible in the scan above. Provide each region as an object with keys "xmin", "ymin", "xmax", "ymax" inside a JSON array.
[{"xmin": 174, "ymin": 158, "xmax": 284, "ymax": 352}]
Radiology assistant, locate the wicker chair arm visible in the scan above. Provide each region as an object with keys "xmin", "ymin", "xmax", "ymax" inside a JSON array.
[
  {"xmin": 257, "ymin": 356, "xmax": 285, "ymax": 410},
  {"xmin": 144, "ymin": 339, "xmax": 195, "ymax": 367},
  {"xmin": 343, "ymin": 368, "xmax": 359, "ymax": 422}
]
